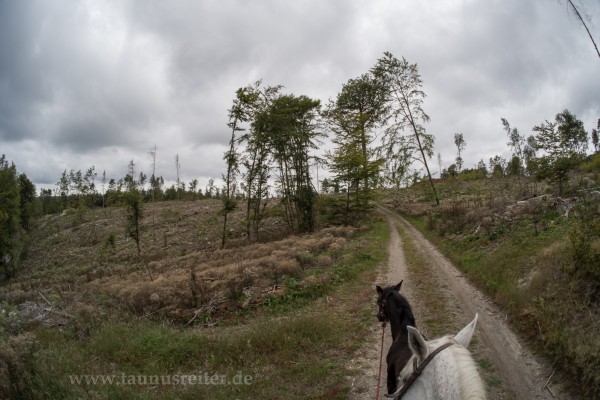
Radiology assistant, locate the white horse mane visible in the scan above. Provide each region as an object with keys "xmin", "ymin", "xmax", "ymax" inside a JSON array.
[{"xmin": 391, "ymin": 314, "xmax": 486, "ymax": 400}]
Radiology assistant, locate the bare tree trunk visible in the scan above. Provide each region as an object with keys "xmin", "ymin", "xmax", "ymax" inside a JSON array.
[
  {"xmin": 222, "ymin": 124, "xmax": 237, "ymax": 249},
  {"xmin": 566, "ymin": 0, "xmax": 600, "ymax": 59},
  {"xmin": 150, "ymin": 145, "xmax": 157, "ymax": 244},
  {"xmin": 175, "ymin": 154, "xmax": 181, "ymax": 200},
  {"xmin": 407, "ymin": 109, "xmax": 439, "ymax": 205}
]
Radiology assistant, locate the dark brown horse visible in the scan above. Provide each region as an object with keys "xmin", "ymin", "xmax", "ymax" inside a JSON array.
[{"xmin": 376, "ymin": 281, "xmax": 416, "ymax": 395}]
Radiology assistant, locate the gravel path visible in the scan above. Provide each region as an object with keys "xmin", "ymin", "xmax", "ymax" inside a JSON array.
[{"xmin": 347, "ymin": 207, "xmax": 570, "ymax": 399}]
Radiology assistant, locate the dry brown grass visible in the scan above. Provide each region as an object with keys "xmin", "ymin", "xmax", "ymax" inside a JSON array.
[
  {"xmin": 92, "ymin": 226, "xmax": 358, "ymax": 321},
  {"xmin": 1, "ymin": 199, "xmax": 361, "ymax": 324}
]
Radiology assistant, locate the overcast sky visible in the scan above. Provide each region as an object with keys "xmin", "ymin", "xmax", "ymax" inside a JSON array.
[{"xmin": 1, "ymin": 0, "xmax": 599, "ymax": 191}]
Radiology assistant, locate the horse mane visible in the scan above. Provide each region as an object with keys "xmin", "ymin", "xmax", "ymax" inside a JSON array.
[
  {"xmin": 447, "ymin": 338, "xmax": 486, "ymax": 399},
  {"xmin": 388, "ymin": 290, "xmax": 416, "ymax": 328}
]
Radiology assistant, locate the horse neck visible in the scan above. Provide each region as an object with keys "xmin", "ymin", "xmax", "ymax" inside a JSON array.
[
  {"xmin": 386, "ymin": 294, "xmax": 415, "ymax": 340},
  {"xmin": 405, "ymin": 344, "xmax": 461, "ymax": 400},
  {"xmin": 406, "ymin": 342, "xmax": 486, "ymax": 400}
]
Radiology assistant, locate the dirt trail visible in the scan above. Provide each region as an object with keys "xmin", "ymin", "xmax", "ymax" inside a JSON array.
[
  {"xmin": 346, "ymin": 210, "xmax": 416, "ymax": 399},
  {"xmin": 348, "ymin": 208, "xmax": 570, "ymax": 399}
]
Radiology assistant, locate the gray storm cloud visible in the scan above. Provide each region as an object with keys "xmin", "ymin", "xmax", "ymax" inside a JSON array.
[{"xmin": 1, "ymin": 0, "xmax": 599, "ymax": 188}]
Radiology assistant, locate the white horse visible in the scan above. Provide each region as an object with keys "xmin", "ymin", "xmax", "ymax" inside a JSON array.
[{"xmin": 387, "ymin": 314, "xmax": 486, "ymax": 399}]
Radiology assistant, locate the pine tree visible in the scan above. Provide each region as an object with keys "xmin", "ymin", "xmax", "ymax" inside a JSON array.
[
  {"xmin": 18, "ymin": 173, "xmax": 36, "ymax": 230},
  {"xmin": 372, "ymin": 52, "xmax": 439, "ymax": 205},
  {"xmin": 0, "ymin": 155, "xmax": 21, "ymax": 277}
]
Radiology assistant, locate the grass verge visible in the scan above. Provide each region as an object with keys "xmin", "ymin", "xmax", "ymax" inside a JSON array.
[{"xmin": 401, "ymin": 209, "xmax": 599, "ymax": 398}]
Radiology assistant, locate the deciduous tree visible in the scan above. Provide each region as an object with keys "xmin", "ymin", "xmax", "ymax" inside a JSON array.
[
  {"xmin": 175, "ymin": 154, "xmax": 181, "ymax": 200},
  {"xmin": 221, "ymin": 84, "xmax": 261, "ymax": 248},
  {"xmin": 240, "ymin": 82, "xmax": 281, "ymax": 240},
  {"xmin": 592, "ymin": 119, "xmax": 599, "ymax": 152},
  {"xmin": 502, "ymin": 118, "xmax": 525, "ymax": 178},
  {"xmin": 532, "ymin": 109, "xmax": 588, "ymax": 194},
  {"xmin": 263, "ymin": 94, "xmax": 322, "ymax": 232},
  {"xmin": 324, "ymin": 73, "xmax": 387, "ymax": 210}
]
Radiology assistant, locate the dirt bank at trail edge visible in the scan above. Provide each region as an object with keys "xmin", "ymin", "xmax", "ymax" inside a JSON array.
[{"xmin": 347, "ymin": 208, "xmax": 572, "ymax": 399}]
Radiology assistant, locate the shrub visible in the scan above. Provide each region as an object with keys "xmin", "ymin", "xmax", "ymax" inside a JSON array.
[
  {"xmin": 0, "ymin": 333, "xmax": 37, "ymax": 399},
  {"xmin": 569, "ymin": 195, "xmax": 600, "ymax": 295},
  {"xmin": 102, "ymin": 232, "xmax": 116, "ymax": 251},
  {"xmin": 579, "ymin": 153, "xmax": 600, "ymax": 173},
  {"xmin": 315, "ymin": 255, "xmax": 333, "ymax": 268},
  {"xmin": 276, "ymin": 259, "xmax": 302, "ymax": 279},
  {"xmin": 296, "ymin": 252, "xmax": 316, "ymax": 269}
]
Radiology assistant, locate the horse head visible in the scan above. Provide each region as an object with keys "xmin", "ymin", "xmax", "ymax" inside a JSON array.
[
  {"xmin": 376, "ymin": 280, "xmax": 404, "ymax": 323},
  {"xmin": 376, "ymin": 281, "xmax": 415, "ymax": 328},
  {"xmin": 390, "ymin": 314, "xmax": 486, "ymax": 400}
]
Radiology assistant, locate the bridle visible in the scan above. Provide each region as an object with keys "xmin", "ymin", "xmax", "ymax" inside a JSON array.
[
  {"xmin": 377, "ymin": 291, "xmax": 394, "ymax": 323},
  {"xmin": 385, "ymin": 342, "xmax": 454, "ymax": 399}
]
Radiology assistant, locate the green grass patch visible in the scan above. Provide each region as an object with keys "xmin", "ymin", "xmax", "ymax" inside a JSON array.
[{"xmin": 404, "ymin": 211, "xmax": 571, "ymax": 314}]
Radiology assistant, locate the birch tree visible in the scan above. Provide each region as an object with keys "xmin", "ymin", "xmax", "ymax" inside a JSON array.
[
  {"xmin": 454, "ymin": 133, "xmax": 466, "ymax": 173},
  {"xmin": 241, "ymin": 83, "xmax": 281, "ymax": 240},
  {"xmin": 532, "ymin": 109, "xmax": 588, "ymax": 195},
  {"xmin": 175, "ymin": 154, "xmax": 181, "ymax": 200},
  {"xmin": 221, "ymin": 84, "xmax": 261, "ymax": 248}
]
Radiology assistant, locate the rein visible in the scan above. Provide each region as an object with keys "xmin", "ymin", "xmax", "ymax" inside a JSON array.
[
  {"xmin": 375, "ymin": 322, "xmax": 386, "ymax": 400},
  {"xmin": 385, "ymin": 342, "xmax": 454, "ymax": 399},
  {"xmin": 375, "ymin": 291, "xmax": 393, "ymax": 399}
]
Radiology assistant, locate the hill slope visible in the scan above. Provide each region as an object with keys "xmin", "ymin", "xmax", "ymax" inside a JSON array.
[{"xmin": 0, "ymin": 199, "xmax": 390, "ymax": 399}]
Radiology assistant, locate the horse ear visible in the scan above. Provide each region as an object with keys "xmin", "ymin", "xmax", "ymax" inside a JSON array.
[
  {"xmin": 454, "ymin": 313, "xmax": 478, "ymax": 348},
  {"xmin": 376, "ymin": 285, "xmax": 383, "ymax": 295},
  {"xmin": 407, "ymin": 326, "xmax": 429, "ymax": 362},
  {"xmin": 394, "ymin": 280, "xmax": 403, "ymax": 292}
]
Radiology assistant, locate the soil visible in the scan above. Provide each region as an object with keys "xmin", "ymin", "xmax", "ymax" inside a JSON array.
[{"xmin": 347, "ymin": 207, "xmax": 571, "ymax": 399}]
